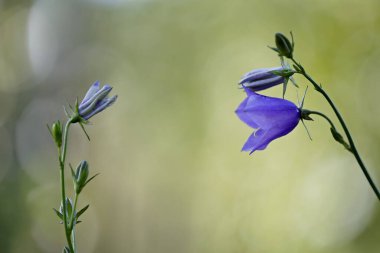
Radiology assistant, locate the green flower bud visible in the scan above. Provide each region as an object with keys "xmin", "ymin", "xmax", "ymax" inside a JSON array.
[
  {"xmin": 275, "ymin": 32, "xmax": 293, "ymax": 58},
  {"xmin": 74, "ymin": 161, "xmax": 89, "ymax": 194},
  {"xmin": 330, "ymin": 127, "xmax": 351, "ymax": 151},
  {"xmin": 49, "ymin": 121, "xmax": 63, "ymax": 147},
  {"xmin": 59, "ymin": 197, "xmax": 73, "ymax": 220}
]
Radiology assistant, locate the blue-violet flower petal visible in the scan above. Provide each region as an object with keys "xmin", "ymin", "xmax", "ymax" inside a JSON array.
[
  {"xmin": 78, "ymin": 81, "xmax": 117, "ymax": 120},
  {"xmin": 239, "ymin": 67, "xmax": 285, "ymax": 91},
  {"xmin": 235, "ymin": 88, "xmax": 300, "ymax": 154}
]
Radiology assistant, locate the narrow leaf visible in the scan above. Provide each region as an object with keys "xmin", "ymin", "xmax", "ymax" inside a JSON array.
[
  {"xmin": 76, "ymin": 204, "xmax": 90, "ymax": 219},
  {"xmin": 83, "ymin": 173, "xmax": 100, "ymax": 188},
  {"xmin": 69, "ymin": 163, "xmax": 76, "ymax": 179},
  {"xmin": 53, "ymin": 208, "xmax": 63, "ymax": 221},
  {"xmin": 47, "ymin": 124, "xmax": 53, "ymax": 137}
]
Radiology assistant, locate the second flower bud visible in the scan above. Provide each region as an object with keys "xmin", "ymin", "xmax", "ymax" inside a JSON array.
[{"xmin": 72, "ymin": 161, "xmax": 89, "ymax": 194}]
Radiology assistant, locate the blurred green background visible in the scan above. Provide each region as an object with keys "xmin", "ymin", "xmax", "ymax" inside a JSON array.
[{"xmin": 1, "ymin": 0, "xmax": 380, "ymax": 252}]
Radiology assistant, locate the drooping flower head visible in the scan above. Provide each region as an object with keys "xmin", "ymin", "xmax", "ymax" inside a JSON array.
[
  {"xmin": 235, "ymin": 88, "xmax": 300, "ymax": 154},
  {"xmin": 78, "ymin": 81, "xmax": 118, "ymax": 121}
]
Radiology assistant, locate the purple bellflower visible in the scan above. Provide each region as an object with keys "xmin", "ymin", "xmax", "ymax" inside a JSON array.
[
  {"xmin": 78, "ymin": 81, "xmax": 118, "ymax": 121},
  {"xmin": 239, "ymin": 67, "xmax": 285, "ymax": 91},
  {"xmin": 235, "ymin": 88, "xmax": 300, "ymax": 154}
]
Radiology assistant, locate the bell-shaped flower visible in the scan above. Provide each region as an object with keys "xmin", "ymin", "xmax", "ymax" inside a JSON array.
[
  {"xmin": 78, "ymin": 81, "xmax": 117, "ymax": 121},
  {"xmin": 235, "ymin": 88, "xmax": 300, "ymax": 154}
]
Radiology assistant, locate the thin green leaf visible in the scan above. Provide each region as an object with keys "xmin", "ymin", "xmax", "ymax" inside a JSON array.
[
  {"xmin": 53, "ymin": 208, "xmax": 63, "ymax": 221},
  {"xmin": 47, "ymin": 124, "xmax": 53, "ymax": 137},
  {"xmin": 83, "ymin": 173, "xmax": 100, "ymax": 188},
  {"xmin": 76, "ymin": 204, "xmax": 90, "ymax": 219},
  {"xmin": 69, "ymin": 163, "xmax": 76, "ymax": 179}
]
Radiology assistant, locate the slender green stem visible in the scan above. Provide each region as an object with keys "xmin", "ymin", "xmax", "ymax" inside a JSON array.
[
  {"xmin": 292, "ymin": 58, "xmax": 380, "ymax": 200},
  {"xmin": 60, "ymin": 120, "xmax": 72, "ymax": 166},
  {"xmin": 72, "ymin": 225, "xmax": 77, "ymax": 253},
  {"xmin": 70, "ymin": 193, "xmax": 79, "ymax": 252},
  {"xmin": 59, "ymin": 120, "xmax": 75, "ymax": 252},
  {"xmin": 70, "ymin": 194, "xmax": 79, "ymax": 229}
]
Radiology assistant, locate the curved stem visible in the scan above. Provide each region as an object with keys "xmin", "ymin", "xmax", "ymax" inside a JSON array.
[
  {"xmin": 304, "ymin": 110, "xmax": 337, "ymax": 130},
  {"xmin": 303, "ymin": 109, "xmax": 350, "ymax": 150},
  {"xmin": 302, "ymin": 109, "xmax": 336, "ymax": 130},
  {"xmin": 60, "ymin": 120, "xmax": 72, "ymax": 166},
  {"xmin": 292, "ymin": 58, "xmax": 380, "ymax": 200},
  {"xmin": 59, "ymin": 120, "xmax": 75, "ymax": 252}
]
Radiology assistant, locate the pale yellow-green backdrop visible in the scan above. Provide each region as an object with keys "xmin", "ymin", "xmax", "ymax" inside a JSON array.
[{"xmin": 0, "ymin": 0, "xmax": 379, "ymax": 252}]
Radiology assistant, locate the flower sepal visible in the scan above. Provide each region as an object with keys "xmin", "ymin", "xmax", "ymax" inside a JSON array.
[
  {"xmin": 270, "ymin": 68, "xmax": 295, "ymax": 78},
  {"xmin": 300, "ymin": 109, "xmax": 314, "ymax": 121},
  {"xmin": 64, "ymin": 99, "xmax": 86, "ymax": 124}
]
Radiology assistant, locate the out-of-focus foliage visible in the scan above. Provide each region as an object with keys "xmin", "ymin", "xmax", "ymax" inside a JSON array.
[{"xmin": 0, "ymin": 0, "xmax": 379, "ymax": 252}]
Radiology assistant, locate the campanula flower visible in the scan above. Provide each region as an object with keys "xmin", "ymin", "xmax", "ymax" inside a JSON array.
[
  {"xmin": 235, "ymin": 88, "xmax": 300, "ymax": 154},
  {"xmin": 78, "ymin": 81, "xmax": 117, "ymax": 120},
  {"xmin": 239, "ymin": 67, "xmax": 292, "ymax": 92}
]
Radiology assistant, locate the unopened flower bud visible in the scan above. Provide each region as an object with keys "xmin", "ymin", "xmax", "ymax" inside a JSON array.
[
  {"xmin": 239, "ymin": 67, "xmax": 286, "ymax": 91},
  {"xmin": 74, "ymin": 161, "xmax": 89, "ymax": 194},
  {"xmin": 59, "ymin": 197, "xmax": 73, "ymax": 220},
  {"xmin": 50, "ymin": 121, "xmax": 63, "ymax": 147},
  {"xmin": 275, "ymin": 33, "xmax": 293, "ymax": 58},
  {"xmin": 330, "ymin": 127, "xmax": 351, "ymax": 151},
  {"xmin": 78, "ymin": 81, "xmax": 117, "ymax": 121}
]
